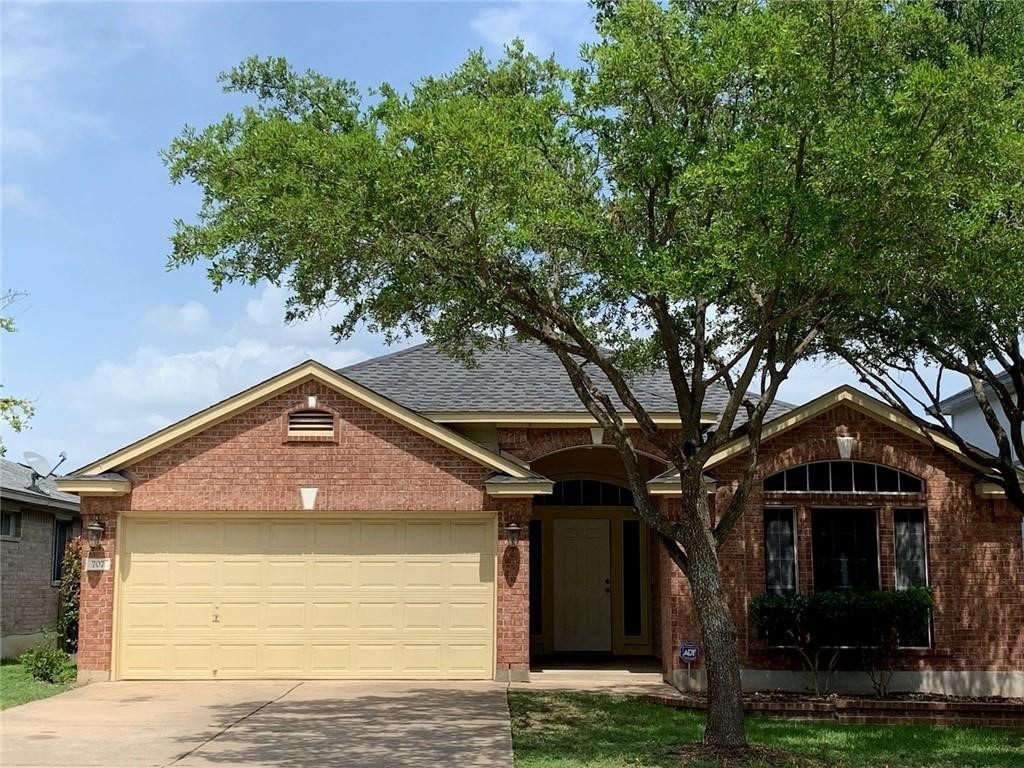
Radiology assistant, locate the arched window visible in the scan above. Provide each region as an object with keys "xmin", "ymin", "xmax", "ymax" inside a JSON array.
[
  {"xmin": 763, "ymin": 461, "xmax": 922, "ymax": 494},
  {"xmin": 287, "ymin": 409, "xmax": 334, "ymax": 439},
  {"xmin": 534, "ymin": 479, "xmax": 635, "ymax": 506}
]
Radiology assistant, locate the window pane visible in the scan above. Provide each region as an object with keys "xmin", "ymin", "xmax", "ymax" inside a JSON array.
[
  {"xmin": 812, "ymin": 508, "xmax": 879, "ymax": 591},
  {"xmin": 581, "ymin": 480, "xmax": 601, "ymax": 506},
  {"xmin": 562, "ymin": 480, "xmax": 582, "ymax": 505},
  {"xmin": 764, "ymin": 472, "xmax": 785, "ymax": 492},
  {"xmin": 785, "ymin": 466, "xmax": 808, "ymax": 492},
  {"xmin": 808, "ymin": 462, "xmax": 831, "ymax": 491},
  {"xmin": 529, "ymin": 520, "xmax": 543, "ymax": 634},
  {"xmin": 894, "ymin": 509, "xmax": 926, "ymax": 589},
  {"xmin": 764, "ymin": 508, "xmax": 796, "ymax": 594},
  {"xmin": 853, "ymin": 462, "xmax": 877, "ymax": 492},
  {"xmin": 831, "ymin": 462, "xmax": 854, "ymax": 492},
  {"xmin": 877, "ymin": 466, "xmax": 900, "ymax": 492},
  {"xmin": 52, "ymin": 520, "xmax": 72, "ymax": 582},
  {"xmin": 622, "ymin": 520, "xmax": 643, "ymax": 636},
  {"xmin": 899, "ymin": 472, "xmax": 923, "ymax": 493}
]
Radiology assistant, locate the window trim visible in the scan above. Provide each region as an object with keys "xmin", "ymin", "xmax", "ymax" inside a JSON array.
[
  {"xmin": 1, "ymin": 508, "xmax": 21, "ymax": 541},
  {"xmin": 762, "ymin": 505, "xmax": 798, "ymax": 595},
  {"xmin": 892, "ymin": 507, "xmax": 932, "ymax": 649}
]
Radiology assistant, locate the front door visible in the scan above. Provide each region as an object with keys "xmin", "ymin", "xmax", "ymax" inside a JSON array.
[{"xmin": 552, "ymin": 518, "xmax": 611, "ymax": 652}]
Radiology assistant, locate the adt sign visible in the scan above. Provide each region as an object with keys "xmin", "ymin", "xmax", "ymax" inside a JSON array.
[{"xmin": 679, "ymin": 641, "xmax": 700, "ymax": 664}]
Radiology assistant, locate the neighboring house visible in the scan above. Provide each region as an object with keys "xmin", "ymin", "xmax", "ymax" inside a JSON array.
[
  {"xmin": 936, "ymin": 371, "xmax": 1020, "ymax": 466},
  {"xmin": 57, "ymin": 342, "xmax": 1022, "ymax": 696},
  {"xmin": 1, "ymin": 458, "xmax": 81, "ymax": 658}
]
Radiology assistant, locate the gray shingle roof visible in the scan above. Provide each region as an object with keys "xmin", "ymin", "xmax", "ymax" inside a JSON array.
[
  {"xmin": 342, "ymin": 340, "xmax": 792, "ymax": 421},
  {"xmin": 1, "ymin": 458, "xmax": 80, "ymax": 509}
]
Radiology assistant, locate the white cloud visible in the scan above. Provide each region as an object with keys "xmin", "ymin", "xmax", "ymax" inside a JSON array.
[
  {"xmin": 145, "ymin": 301, "xmax": 212, "ymax": 336},
  {"xmin": 52, "ymin": 282, "xmax": 407, "ymax": 466},
  {"xmin": 470, "ymin": 0, "xmax": 593, "ymax": 56},
  {"xmin": 1, "ymin": 182, "xmax": 47, "ymax": 217}
]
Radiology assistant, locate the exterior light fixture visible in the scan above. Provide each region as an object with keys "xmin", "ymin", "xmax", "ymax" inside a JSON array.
[
  {"xmin": 835, "ymin": 426, "xmax": 856, "ymax": 459},
  {"xmin": 307, "ymin": 395, "xmax": 318, "ymax": 408},
  {"xmin": 504, "ymin": 521, "xmax": 522, "ymax": 547},
  {"xmin": 86, "ymin": 520, "xmax": 105, "ymax": 550},
  {"xmin": 590, "ymin": 427, "xmax": 605, "ymax": 446},
  {"xmin": 299, "ymin": 487, "xmax": 319, "ymax": 510}
]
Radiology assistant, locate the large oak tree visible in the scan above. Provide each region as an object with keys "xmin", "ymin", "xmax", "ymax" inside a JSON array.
[{"xmin": 164, "ymin": 0, "xmax": 1021, "ymax": 746}]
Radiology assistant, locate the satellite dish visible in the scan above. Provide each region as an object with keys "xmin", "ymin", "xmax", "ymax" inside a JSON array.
[{"xmin": 23, "ymin": 452, "xmax": 52, "ymax": 478}]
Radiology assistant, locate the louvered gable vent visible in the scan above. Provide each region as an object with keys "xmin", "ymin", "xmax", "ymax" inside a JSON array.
[{"xmin": 288, "ymin": 409, "xmax": 334, "ymax": 438}]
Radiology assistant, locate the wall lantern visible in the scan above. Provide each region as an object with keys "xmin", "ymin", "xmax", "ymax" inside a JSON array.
[
  {"xmin": 503, "ymin": 522, "xmax": 522, "ymax": 547},
  {"xmin": 835, "ymin": 426, "xmax": 856, "ymax": 460},
  {"xmin": 590, "ymin": 427, "xmax": 605, "ymax": 446},
  {"xmin": 299, "ymin": 487, "xmax": 319, "ymax": 510},
  {"xmin": 86, "ymin": 520, "xmax": 105, "ymax": 550}
]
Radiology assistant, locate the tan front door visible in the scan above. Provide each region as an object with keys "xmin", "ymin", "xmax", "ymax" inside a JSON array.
[
  {"xmin": 116, "ymin": 516, "xmax": 496, "ymax": 680},
  {"xmin": 552, "ymin": 518, "xmax": 611, "ymax": 651}
]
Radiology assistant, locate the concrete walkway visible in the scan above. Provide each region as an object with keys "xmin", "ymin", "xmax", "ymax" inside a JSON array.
[{"xmin": 0, "ymin": 680, "xmax": 513, "ymax": 768}]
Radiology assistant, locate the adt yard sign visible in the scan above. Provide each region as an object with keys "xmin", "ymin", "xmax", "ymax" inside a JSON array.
[{"xmin": 679, "ymin": 641, "xmax": 700, "ymax": 664}]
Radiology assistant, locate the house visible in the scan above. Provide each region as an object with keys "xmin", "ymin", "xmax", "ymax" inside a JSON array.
[
  {"xmin": 56, "ymin": 342, "xmax": 1023, "ymax": 696},
  {"xmin": 936, "ymin": 371, "xmax": 1020, "ymax": 466},
  {"xmin": 2, "ymin": 458, "xmax": 81, "ymax": 658}
]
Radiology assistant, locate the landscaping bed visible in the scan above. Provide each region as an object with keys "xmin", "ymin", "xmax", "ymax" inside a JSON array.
[
  {"xmin": 0, "ymin": 659, "xmax": 74, "ymax": 710},
  {"xmin": 509, "ymin": 690, "xmax": 1024, "ymax": 767},
  {"xmin": 647, "ymin": 690, "xmax": 1024, "ymax": 728}
]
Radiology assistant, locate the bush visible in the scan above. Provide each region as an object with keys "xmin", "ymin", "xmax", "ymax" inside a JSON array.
[
  {"xmin": 57, "ymin": 537, "xmax": 82, "ymax": 652},
  {"xmin": 750, "ymin": 587, "xmax": 934, "ymax": 697},
  {"xmin": 20, "ymin": 631, "xmax": 75, "ymax": 684}
]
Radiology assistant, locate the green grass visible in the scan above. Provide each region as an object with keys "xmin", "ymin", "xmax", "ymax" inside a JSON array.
[
  {"xmin": 0, "ymin": 659, "xmax": 73, "ymax": 710},
  {"xmin": 509, "ymin": 691, "xmax": 1024, "ymax": 768}
]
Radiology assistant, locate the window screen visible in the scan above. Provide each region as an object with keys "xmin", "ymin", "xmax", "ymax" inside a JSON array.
[{"xmin": 763, "ymin": 508, "xmax": 797, "ymax": 594}]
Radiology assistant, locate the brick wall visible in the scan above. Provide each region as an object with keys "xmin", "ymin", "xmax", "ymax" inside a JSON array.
[
  {"xmin": 662, "ymin": 403, "xmax": 1024, "ymax": 681},
  {"xmin": 76, "ymin": 381, "xmax": 495, "ymax": 675},
  {"xmin": 496, "ymin": 497, "xmax": 531, "ymax": 679},
  {"xmin": 1, "ymin": 506, "xmax": 61, "ymax": 643}
]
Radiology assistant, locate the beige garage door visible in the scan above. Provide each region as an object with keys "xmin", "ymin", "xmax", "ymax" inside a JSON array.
[{"xmin": 116, "ymin": 516, "xmax": 496, "ymax": 680}]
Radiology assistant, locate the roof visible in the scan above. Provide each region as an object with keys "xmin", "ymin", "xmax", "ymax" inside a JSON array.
[
  {"xmin": 936, "ymin": 370, "xmax": 1015, "ymax": 412},
  {"xmin": 343, "ymin": 340, "xmax": 793, "ymax": 422},
  {"xmin": 1, "ymin": 458, "xmax": 80, "ymax": 512},
  {"xmin": 64, "ymin": 360, "xmax": 535, "ymax": 481}
]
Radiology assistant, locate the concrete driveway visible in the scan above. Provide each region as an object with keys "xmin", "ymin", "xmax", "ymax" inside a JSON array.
[{"xmin": 0, "ymin": 680, "xmax": 513, "ymax": 768}]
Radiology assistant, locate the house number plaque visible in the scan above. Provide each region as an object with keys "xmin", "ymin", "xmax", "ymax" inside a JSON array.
[{"xmin": 85, "ymin": 558, "xmax": 111, "ymax": 572}]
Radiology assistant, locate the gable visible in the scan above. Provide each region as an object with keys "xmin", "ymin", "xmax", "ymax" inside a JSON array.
[
  {"xmin": 123, "ymin": 380, "xmax": 495, "ymax": 512},
  {"xmin": 69, "ymin": 361, "xmax": 531, "ymax": 480}
]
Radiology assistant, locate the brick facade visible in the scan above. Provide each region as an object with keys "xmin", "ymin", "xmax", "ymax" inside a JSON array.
[
  {"xmin": 660, "ymin": 403, "xmax": 1024, "ymax": 689},
  {"xmin": 73, "ymin": 381, "xmax": 1023, "ymax": 691}
]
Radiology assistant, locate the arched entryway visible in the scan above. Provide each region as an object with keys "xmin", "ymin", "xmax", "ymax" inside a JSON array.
[{"xmin": 528, "ymin": 447, "xmax": 666, "ymax": 661}]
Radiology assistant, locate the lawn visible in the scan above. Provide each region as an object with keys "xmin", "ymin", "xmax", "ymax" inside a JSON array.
[
  {"xmin": 508, "ymin": 691, "xmax": 1024, "ymax": 768},
  {"xmin": 0, "ymin": 659, "xmax": 73, "ymax": 710}
]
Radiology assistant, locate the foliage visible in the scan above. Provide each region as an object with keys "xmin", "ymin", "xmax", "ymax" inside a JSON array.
[
  {"xmin": 18, "ymin": 630, "xmax": 76, "ymax": 684},
  {"xmin": 0, "ymin": 659, "xmax": 73, "ymax": 710},
  {"xmin": 163, "ymin": 0, "xmax": 1022, "ymax": 746},
  {"xmin": 0, "ymin": 290, "xmax": 34, "ymax": 455},
  {"xmin": 58, "ymin": 538, "xmax": 82, "ymax": 653},
  {"xmin": 508, "ymin": 690, "xmax": 1024, "ymax": 768},
  {"xmin": 750, "ymin": 588, "xmax": 935, "ymax": 697}
]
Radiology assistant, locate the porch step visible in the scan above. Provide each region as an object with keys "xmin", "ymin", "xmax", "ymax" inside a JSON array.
[{"xmin": 514, "ymin": 670, "xmax": 682, "ymax": 697}]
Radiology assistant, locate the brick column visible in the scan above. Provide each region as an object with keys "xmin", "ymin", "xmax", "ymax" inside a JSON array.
[
  {"xmin": 495, "ymin": 497, "xmax": 530, "ymax": 681},
  {"xmin": 76, "ymin": 497, "xmax": 120, "ymax": 682}
]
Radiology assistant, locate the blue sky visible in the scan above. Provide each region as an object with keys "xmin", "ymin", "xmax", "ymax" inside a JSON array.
[{"xmin": 2, "ymin": 0, "xmax": 859, "ymax": 471}]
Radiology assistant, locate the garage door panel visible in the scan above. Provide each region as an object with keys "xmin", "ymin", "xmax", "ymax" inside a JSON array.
[{"xmin": 118, "ymin": 517, "xmax": 495, "ymax": 680}]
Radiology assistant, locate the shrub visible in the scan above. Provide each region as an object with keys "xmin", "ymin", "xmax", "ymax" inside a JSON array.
[
  {"xmin": 57, "ymin": 537, "xmax": 82, "ymax": 652},
  {"xmin": 20, "ymin": 630, "xmax": 75, "ymax": 684},
  {"xmin": 750, "ymin": 587, "xmax": 934, "ymax": 697}
]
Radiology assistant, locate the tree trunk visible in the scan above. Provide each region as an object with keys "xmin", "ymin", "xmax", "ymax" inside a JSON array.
[{"xmin": 677, "ymin": 477, "xmax": 746, "ymax": 747}]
